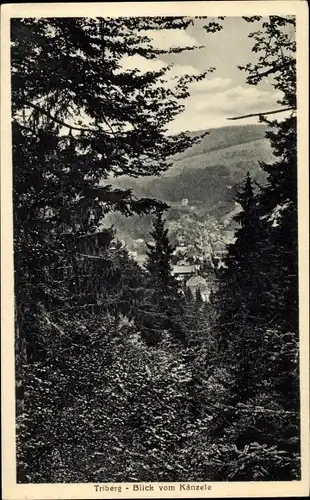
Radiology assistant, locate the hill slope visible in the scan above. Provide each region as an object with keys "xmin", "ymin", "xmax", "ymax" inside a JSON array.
[
  {"xmin": 113, "ymin": 124, "xmax": 274, "ymax": 201},
  {"xmin": 172, "ymin": 124, "xmax": 270, "ymax": 161},
  {"xmin": 106, "ymin": 124, "xmax": 274, "ymax": 246}
]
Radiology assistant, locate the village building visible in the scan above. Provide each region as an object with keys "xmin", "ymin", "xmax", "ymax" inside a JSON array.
[
  {"xmin": 181, "ymin": 198, "xmax": 189, "ymax": 207},
  {"xmin": 186, "ymin": 275, "xmax": 211, "ymax": 302},
  {"xmin": 213, "ymin": 240, "xmax": 227, "ymax": 258},
  {"xmin": 222, "ymin": 229, "xmax": 236, "ymax": 245},
  {"xmin": 171, "ymin": 264, "xmax": 198, "ymax": 281}
]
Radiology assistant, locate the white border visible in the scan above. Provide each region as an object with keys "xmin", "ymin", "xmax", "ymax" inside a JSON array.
[{"xmin": 1, "ymin": 2, "xmax": 309, "ymax": 498}]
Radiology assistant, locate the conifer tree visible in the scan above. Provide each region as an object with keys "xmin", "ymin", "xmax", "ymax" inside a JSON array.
[
  {"xmin": 184, "ymin": 285, "xmax": 194, "ymax": 303},
  {"xmin": 145, "ymin": 209, "xmax": 176, "ymax": 290},
  {"xmin": 258, "ymin": 117, "xmax": 298, "ymax": 332},
  {"xmin": 208, "ymin": 17, "xmax": 300, "ymax": 479},
  {"xmin": 11, "ymin": 16, "xmax": 218, "ymax": 377},
  {"xmin": 236, "ymin": 15, "xmax": 299, "ymax": 410},
  {"xmin": 103, "ymin": 240, "xmax": 147, "ymax": 319},
  {"xmin": 238, "ymin": 15, "xmax": 298, "ymax": 334},
  {"xmin": 217, "ymin": 175, "xmax": 264, "ymax": 327},
  {"xmin": 12, "ymin": 17, "xmax": 219, "ymax": 462},
  {"xmin": 195, "ymin": 287, "xmax": 204, "ymax": 306},
  {"xmin": 138, "ymin": 209, "xmax": 186, "ymax": 345},
  {"xmin": 213, "ymin": 173, "xmax": 268, "ymax": 403}
]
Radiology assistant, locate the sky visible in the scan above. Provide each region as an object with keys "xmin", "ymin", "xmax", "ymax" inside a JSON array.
[{"xmin": 121, "ymin": 17, "xmax": 290, "ymax": 134}]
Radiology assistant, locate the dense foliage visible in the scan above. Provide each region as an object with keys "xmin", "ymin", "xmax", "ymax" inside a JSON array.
[
  {"xmin": 211, "ymin": 15, "xmax": 300, "ymax": 480},
  {"xmin": 13, "ymin": 16, "xmax": 300, "ymax": 483}
]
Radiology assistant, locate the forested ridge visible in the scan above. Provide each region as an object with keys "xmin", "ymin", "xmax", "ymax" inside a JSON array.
[{"xmin": 12, "ymin": 16, "xmax": 300, "ymax": 482}]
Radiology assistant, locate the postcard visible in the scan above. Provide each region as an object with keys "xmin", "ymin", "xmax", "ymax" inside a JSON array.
[{"xmin": 1, "ymin": 1, "xmax": 309, "ymax": 498}]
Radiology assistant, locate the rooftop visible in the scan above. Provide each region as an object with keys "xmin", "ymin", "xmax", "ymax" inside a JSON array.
[{"xmin": 172, "ymin": 265, "xmax": 197, "ymax": 275}]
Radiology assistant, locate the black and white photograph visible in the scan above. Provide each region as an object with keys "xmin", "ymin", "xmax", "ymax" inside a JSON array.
[{"xmin": 1, "ymin": 1, "xmax": 309, "ymax": 498}]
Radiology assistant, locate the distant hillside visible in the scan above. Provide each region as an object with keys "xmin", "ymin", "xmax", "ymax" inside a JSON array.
[
  {"xmin": 142, "ymin": 138, "xmax": 273, "ymax": 203},
  {"xmin": 172, "ymin": 124, "xmax": 269, "ymax": 161},
  {"xmin": 113, "ymin": 124, "xmax": 274, "ymax": 199},
  {"xmin": 105, "ymin": 124, "xmax": 275, "ymax": 247}
]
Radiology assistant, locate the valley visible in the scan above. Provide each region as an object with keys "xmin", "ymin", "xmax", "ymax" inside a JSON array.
[{"xmin": 104, "ymin": 124, "xmax": 275, "ymax": 263}]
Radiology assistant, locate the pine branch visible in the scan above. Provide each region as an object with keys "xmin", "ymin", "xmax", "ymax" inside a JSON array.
[
  {"xmin": 246, "ymin": 60, "xmax": 296, "ymax": 81},
  {"xmin": 227, "ymin": 106, "xmax": 295, "ymax": 121},
  {"xmin": 25, "ymin": 100, "xmax": 120, "ymax": 137},
  {"xmin": 24, "ymin": 100, "xmax": 94, "ymax": 132}
]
